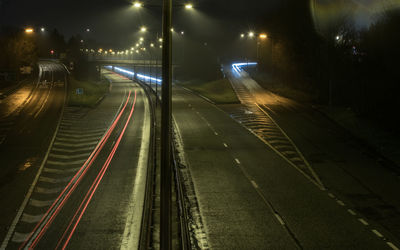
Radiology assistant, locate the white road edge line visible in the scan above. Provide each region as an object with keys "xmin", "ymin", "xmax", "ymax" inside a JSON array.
[
  {"xmin": 251, "ymin": 180, "xmax": 259, "ymax": 189},
  {"xmin": 358, "ymin": 218, "xmax": 369, "ymax": 226},
  {"xmin": 337, "ymin": 200, "xmax": 345, "ymax": 206},
  {"xmin": 121, "ymin": 87, "xmax": 150, "ymax": 250},
  {"xmin": 347, "ymin": 209, "xmax": 357, "ymax": 216},
  {"xmin": 0, "ymin": 72, "xmax": 67, "ymax": 250},
  {"xmin": 387, "ymin": 242, "xmax": 400, "ymax": 250},
  {"xmin": 372, "ymin": 229, "xmax": 383, "ymax": 238},
  {"xmin": 274, "ymin": 214, "xmax": 285, "ymax": 225}
]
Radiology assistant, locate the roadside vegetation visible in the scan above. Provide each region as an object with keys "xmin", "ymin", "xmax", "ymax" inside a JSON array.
[
  {"xmin": 68, "ymin": 77, "xmax": 109, "ymax": 107},
  {"xmin": 177, "ymin": 78, "xmax": 239, "ymax": 104}
]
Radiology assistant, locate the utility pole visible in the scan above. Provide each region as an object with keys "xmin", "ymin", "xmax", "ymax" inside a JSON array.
[{"xmin": 161, "ymin": 0, "xmax": 172, "ymax": 249}]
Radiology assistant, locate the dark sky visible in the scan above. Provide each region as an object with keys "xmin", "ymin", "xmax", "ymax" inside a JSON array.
[{"xmin": 1, "ymin": 0, "xmax": 280, "ymax": 47}]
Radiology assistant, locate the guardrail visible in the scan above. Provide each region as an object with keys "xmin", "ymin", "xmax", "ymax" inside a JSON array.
[{"xmin": 134, "ymin": 74, "xmax": 191, "ymax": 249}]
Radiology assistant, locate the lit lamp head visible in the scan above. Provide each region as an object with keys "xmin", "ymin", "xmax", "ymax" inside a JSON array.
[
  {"xmin": 185, "ymin": 3, "xmax": 193, "ymax": 9},
  {"xmin": 248, "ymin": 32, "xmax": 255, "ymax": 38},
  {"xmin": 259, "ymin": 33, "xmax": 267, "ymax": 39},
  {"xmin": 140, "ymin": 26, "xmax": 147, "ymax": 32},
  {"xmin": 133, "ymin": 2, "xmax": 142, "ymax": 8},
  {"xmin": 25, "ymin": 28, "xmax": 34, "ymax": 34}
]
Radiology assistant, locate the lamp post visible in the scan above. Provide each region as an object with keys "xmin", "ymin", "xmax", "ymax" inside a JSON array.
[
  {"xmin": 161, "ymin": 0, "xmax": 172, "ymax": 249},
  {"xmin": 240, "ymin": 31, "xmax": 269, "ymax": 65}
]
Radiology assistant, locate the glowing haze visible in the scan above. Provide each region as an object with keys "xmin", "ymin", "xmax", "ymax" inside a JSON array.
[{"xmin": 311, "ymin": 0, "xmax": 400, "ymax": 32}]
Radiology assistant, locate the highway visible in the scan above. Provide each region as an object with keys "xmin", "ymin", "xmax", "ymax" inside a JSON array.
[
  {"xmin": 1, "ymin": 70, "xmax": 152, "ymax": 249},
  {"xmin": 172, "ymin": 75, "xmax": 399, "ymax": 249},
  {"xmin": 0, "ymin": 61, "xmax": 67, "ymax": 248}
]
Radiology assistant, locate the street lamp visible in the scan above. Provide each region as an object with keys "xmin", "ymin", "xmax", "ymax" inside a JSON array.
[
  {"xmin": 248, "ymin": 31, "xmax": 255, "ymax": 38},
  {"xmin": 133, "ymin": 1, "xmax": 142, "ymax": 8},
  {"xmin": 185, "ymin": 3, "xmax": 193, "ymax": 9},
  {"xmin": 40, "ymin": 27, "xmax": 45, "ymax": 32},
  {"xmin": 140, "ymin": 26, "xmax": 147, "ymax": 32},
  {"xmin": 25, "ymin": 28, "xmax": 34, "ymax": 34}
]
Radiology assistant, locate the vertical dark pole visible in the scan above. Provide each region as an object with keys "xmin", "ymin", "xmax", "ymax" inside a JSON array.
[{"xmin": 161, "ymin": 0, "xmax": 172, "ymax": 248}]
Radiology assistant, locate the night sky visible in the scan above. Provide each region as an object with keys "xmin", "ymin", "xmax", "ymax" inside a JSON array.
[
  {"xmin": 1, "ymin": 0, "xmax": 396, "ymax": 47},
  {"xmin": 0, "ymin": 0, "xmax": 279, "ymax": 46}
]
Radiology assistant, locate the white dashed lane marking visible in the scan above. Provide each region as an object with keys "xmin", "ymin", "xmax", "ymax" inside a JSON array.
[
  {"xmin": 347, "ymin": 209, "xmax": 357, "ymax": 216},
  {"xmin": 214, "ymin": 132, "xmax": 218, "ymax": 136},
  {"xmin": 223, "ymin": 143, "xmax": 228, "ymax": 148},
  {"xmin": 29, "ymin": 199, "xmax": 55, "ymax": 208},
  {"xmin": 372, "ymin": 229, "xmax": 383, "ymax": 238},
  {"xmin": 251, "ymin": 180, "xmax": 258, "ymax": 189},
  {"xmin": 387, "ymin": 242, "xmax": 400, "ymax": 250},
  {"xmin": 235, "ymin": 158, "xmax": 241, "ymax": 164},
  {"xmin": 274, "ymin": 214, "xmax": 285, "ymax": 225},
  {"xmin": 358, "ymin": 218, "xmax": 369, "ymax": 226},
  {"xmin": 337, "ymin": 200, "xmax": 345, "ymax": 206},
  {"xmin": 11, "ymin": 232, "xmax": 30, "ymax": 243},
  {"xmin": 21, "ymin": 213, "xmax": 45, "ymax": 223}
]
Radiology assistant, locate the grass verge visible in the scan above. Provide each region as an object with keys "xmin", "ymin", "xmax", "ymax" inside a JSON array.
[
  {"xmin": 177, "ymin": 78, "xmax": 239, "ymax": 104},
  {"xmin": 68, "ymin": 77, "xmax": 110, "ymax": 107}
]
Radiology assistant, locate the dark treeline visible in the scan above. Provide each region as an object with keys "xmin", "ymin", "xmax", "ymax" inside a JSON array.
[
  {"xmin": 0, "ymin": 26, "xmax": 100, "ymax": 83},
  {"xmin": 252, "ymin": 1, "xmax": 400, "ymax": 123}
]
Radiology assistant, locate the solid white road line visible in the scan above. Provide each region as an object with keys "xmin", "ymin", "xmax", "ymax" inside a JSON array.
[{"xmin": 121, "ymin": 88, "xmax": 150, "ymax": 250}]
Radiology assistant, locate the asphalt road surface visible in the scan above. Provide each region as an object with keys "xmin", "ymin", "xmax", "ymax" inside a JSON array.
[
  {"xmin": 1, "ymin": 70, "xmax": 151, "ymax": 249},
  {"xmin": 172, "ymin": 84, "xmax": 396, "ymax": 249},
  {"xmin": 0, "ymin": 61, "xmax": 67, "ymax": 247}
]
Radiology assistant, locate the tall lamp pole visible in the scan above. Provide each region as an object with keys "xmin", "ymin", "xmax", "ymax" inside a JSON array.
[{"xmin": 161, "ymin": 0, "xmax": 172, "ymax": 249}]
